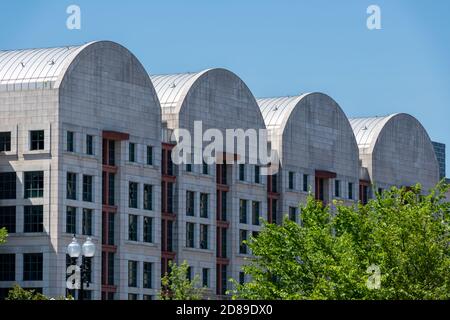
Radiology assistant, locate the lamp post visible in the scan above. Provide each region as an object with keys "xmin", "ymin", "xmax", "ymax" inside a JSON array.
[{"xmin": 67, "ymin": 236, "xmax": 95, "ymax": 300}]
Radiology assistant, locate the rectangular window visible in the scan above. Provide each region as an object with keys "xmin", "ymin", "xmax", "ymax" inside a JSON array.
[
  {"xmin": 303, "ymin": 174, "xmax": 308, "ymax": 192},
  {"xmin": 146, "ymin": 146, "xmax": 153, "ymax": 165},
  {"xmin": 143, "ymin": 295, "xmax": 153, "ymax": 300},
  {"xmin": 167, "ymin": 220, "xmax": 173, "ymax": 251},
  {"xmin": 0, "ymin": 206, "xmax": 16, "ymax": 233},
  {"xmin": 30, "ymin": 130, "xmax": 44, "ymax": 150},
  {"xmin": 186, "ymin": 222, "xmax": 195, "ymax": 248},
  {"xmin": 200, "ymin": 224, "xmax": 208, "ymax": 249},
  {"xmin": 129, "ymin": 143, "xmax": 136, "ymax": 162},
  {"xmin": 239, "ymin": 164, "xmax": 245, "ymax": 181},
  {"xmin": 239, "ymin": 230, "xmax": 248, "ymax": 254},
  {"xmin": 335, "ymin": 180, "xmax": 341, "ymax": 197},
  {"xmin": 289, "ymin": 207, "xmax": 297, "ymax": 222},
  {"xmin": 252, "ymin": 201, "xmax": 260, "ymax": 226},
  {"xmin": 186, "ymin": 163, "xmax": 192, "ymax": 172},
  {"xmin": 67, "ymin": 131, "xmax": 74, "ymax": 152},
  {"xmin": 143, "ymin": 216, "xmax": 153, "ymax": 243},
  {"xmin": 107, "ymin": 252, "xmax": 115, "ymax": 285},
  {"xmin": 0, "ymin": 132, "xmax": 11, "ymax": 152},
  {"xmin": 0, "ymin": 172, "xmax": 16, "ymax": 199},
  {"xmin": 66, "ymin": 172, "xmax": 77, "ymax": 200},
  {"xmin": 108, "ymin": 140, "xmax": 115, "ymax": 166},
  {"xmin": 128, "ymin": 293, "xmax": 137, "ymax": 300},
  {"xmin": 128, "ymin": 214, "xmax": 138, "ymax": 241},
  {"xmin": 108, "ymin": 173, "xmax": 115, "ymax": 205},
  {"xmin": 82, "ymin": 208, "xmax": 92, "ymax": 236},
  {"xmin": 86, "ymin": 135, "xmax": 94, "ymax": 155},
  {"xmin": 23, "ymin": 253, "xmax": 43, "ymax": 281},
  {"xmin": 202, "ymin": 268, "xmax": 209, "ymax": 287},
  {"xmin": 253, "ymin": 165, "xmax": 260, "ymax": 184},
  {"xmin": 239, "ymin": 199, "xmax": 247, "ymax": 224},
  {"xmin": 143, "ymin": 184, "xmax": 153, "ymax": 211},
  {"xmin": 187, "ymin": 266, "xmax": 192, "ymax": 282},
  {"xmin": 272, "ymin": 199, "xmax": 278, "ymax": 224},
  {"xmin": 24, "ymin": 205, "xmax": 43, "ymax": 233},
  {"xmin": 186, "ymin": 191, "xmax": 195, "ymax": 216},
  {"xmin": 128, "ymin": 260, "xmax": 138, "ymax": 287},
  {"xmin": 82, "ymin": 175, "xmax": 93, "ymax": 202},
  {"xmin": 239, "ymin": 272, "xmax": 245, "ymax": 285},
  {"xmin": 0, "ymin": 254, "xmax": 15, "ymax": 281},
  {"xmin": 202, "ymin": 160, "xmax": 208, "ymax": 175},
  {"xmin": 143, "ymin": 262, "xmax": 152, "ymax": 289},
  {"xmin": 129, "ymin": 182, "xmax": 138, "ymax": 208},
  {"xmin": 107, "ymin": 213, "xmax": 115, "ymax": 245},
  {"xmin": 221, "ymin": 265, "xmax": 227, "ymax": 295},
  {"xmin": 221, "ymin": 191, "xmax": 227, "ymax": 221},
  {"xmin": 24, "ymin": 171, "xmax": 44, "ymax": 198},
  {"xmin": 348, "ymin": 182, "xmax": 353, "ymax": 200},
  {"xmin": 200, "ymin": 193, "xmax": 208, "ymax": 218},
  {"xmin": 289, "ymin": 171, "xmax": 295, "ymax": 190},
  {"xmin": 271, "ymin": 174, "xmax": 278, "ymax": 192},
  {"xmin": 66, "ymin": 206, "xmax": 77, "ymax": 234}
]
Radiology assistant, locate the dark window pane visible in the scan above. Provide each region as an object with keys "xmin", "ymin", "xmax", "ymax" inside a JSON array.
[
  {"xmin": 23, "ymin": 253, "xmax": 43, "ymax": 281},
  {"xmin": 66, "ymin": 206, "xmax": 77, "ymax": 234},
  {"xmin": 239, "ymin": 230, "xmax": 248, "ymax": 254},
  {"xmin": 0, "ymin": 172, "xmax": 16, "ymax": 199},
  {"xmin": 0, "ymin": 206, "xmax": 16, "ymax": 233},
  {"xmin": 186, "ymin": 222, "xmax": 194, "ymax": 248},
  {"xmin": 143, "ymin": 262, "xmax": 152, "ymax": 289},
  {"xmin": 82, "ymin": 209, "xmax": 92, "ymax": 236},
  {"xmin": 0, "ymin": 254, "xmax": 15, "ymax": 281},
  {"xmin": 200, "ymin": 224, "xmax": 208, "ymax": 249},
  {"xmin": 129, "ymin": 182, "xmax": 138, "ymax": 208},
  {"xmin": 186, "ymin": 191, "xmax": 194, "ymax": 216},
  {"xmin": 143, "ymin": 185, "xmax": 152, "ymax": 210},
  {"xmin": 24, "ymin": 171, "xmax": 44, "ymax": 198},
  {"xmin": 128, "ymin": 215, "xmax": 138, "ymax": 241},
  {"xmin": 66, "ymin": 172, "xmax": 77, "ymax": 200},
  {"xmin": 83, "ymin": 175, "xmax": 93, "ymax": 202},
  {"xmin": 24, "ymin": 206, "xmax": 43, "ymax": 233},
  {"xmin": 128, "ymin": 260, "xmax": 137, "ymax": 287},
  {"xmin": 252, "ymin": 201, "xmax": 260, "ymax": 226},
  {"xmin": 200, "ymin": 193, "xmax": 208, "ymax": 218},
  {"xmin": 86, "ymin": 135, "xmax": 94, "ymax": 155},
  {"xmin": 30, "ymin": 130, "xmax": 44, "ymax": 151},
  {"xmin": 0, "ymin": 132, "xmax": 11, "ymax": 152},
  {"xmin": 146, "ymin": 146, "xmax": 153, "ymax": 165},
  {"xmin": 129, "ymin": 143, "xmax": 136, "ymax": 162},
  {"xmin": 239, "ymin": 199, "xmax": 247, "ymax": 224},
  {"xmin": 67, "ymin": 131, "xmax": 74, "ymax": 152},
  {"xmin": 143, "ymin": 216, "xmax": 153, "ymax": 243}
]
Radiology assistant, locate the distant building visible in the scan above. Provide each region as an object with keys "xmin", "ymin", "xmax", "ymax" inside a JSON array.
[{"xmin": 432, "ymin": 141, "xmax": 446, "ymax": 180}]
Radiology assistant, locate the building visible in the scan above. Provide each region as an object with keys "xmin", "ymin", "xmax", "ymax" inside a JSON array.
[
  {"xmin": 432, "ymin": 141, "xmax": 446, "ymax": 180},
  {"xmin": 0, "ymin": 41, "xmax": 441, "ymax": 299}
]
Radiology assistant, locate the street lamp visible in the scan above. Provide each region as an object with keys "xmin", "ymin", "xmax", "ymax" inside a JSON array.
[{"xmin": 67, "ymin": 236, "xmax": 95, "ymax": 300}]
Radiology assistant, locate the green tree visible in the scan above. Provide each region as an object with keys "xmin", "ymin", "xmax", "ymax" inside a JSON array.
[
  {"xmin": 6, "ymin": 285, "xmax": 49, "ymax": 300},
  {"xmin": 0, "ymin": 227, "xmax": 7, "ymax": 245},
  {"xmin": 232, "ymin": 182, "xmax": 450, "ymax": 300},
  {"xmin": 159, "ymin": 260, "xmax": 205, "ymax": 300}
]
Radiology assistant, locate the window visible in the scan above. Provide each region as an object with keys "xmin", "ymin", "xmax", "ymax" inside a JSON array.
[
  {"xmin": 107, "ymin": 213, "xmax": 115, "ymax": 246},
  {"xmin": 289, "ymin": 207, "xmax": 297, "ymax": 222},
  {"xmin": 200, "ymin": 224, "xmax": 208, "ymax": 249},
  {"xmin": 0, "ymin": 132, "xmax": 11, "ymax": 152},
  {"xmin": 143, "ymin": 217, "xmax": 153, "ymax": 243},
  {"xmin": 186, "ymin": 222, "xmax": 195, "ymax": 248},
  {"xmin": 143, "ymin": 262, "xmax": 152, "ymax": 289},
  {"xmin": 66, "ymin": 172, "xmax": 77, "ymax": 200},
  {"xmin": 128, "ymin": 293, "xmax": 138, "ymax": 300},
  {"xmin": 82, "ymin": 209, "xmax": 92, "ymax": 236},
  {"xmin": 271, "ymin": 174, "xmax": 278, "ymax": 192},
  {"xmin": 24, "ymin": 205, "xmax": 43, "ymax": 233},
  {"xmin": 239, "ymin": 164, "xmax": 245, "ymax": 181},
  {"xmin": 86, "ymin": 135, "xmax": 94, "ymax": 155},
  {"xmin": 108, "ymin": 173, "xmax": 115, "ymax": 205},
  {"xmin": 220, "ymin": 265, "xmax": 227, "ymax": 295},
  {"xmin": 252, "ymin": 201, "xmax": 260, "ymax": 226},
  {"xmin": 66, "ymin": 207, "xmax": 77, "ymax": 234},
  {"xmin": 239, "ymin": 199, "xmax": 247, "ymax": 224},
  {"xmin": 202, "ymin": 160, "xmax": 208, "ymax": 175},
  {"xmin": 82, "ymin": 175, "xmax": 93, "ymax": 202},
  {"xmin": 128, "ymin": 215, "xmax": 138, "ymax": 241},
  {"xmin": 348, "ymin": 182, "xmax": 353, "ymax": 200},
  {"xmin": 0, "ymin": 254, "xmax": 15, "ymax": 281},
  {"xmin": 143, "ymin": 184, "xmax": 153, "ymax": 211},
  {"xmin": 202, "ymin": 268, "xmax": 209, "ymax": 287},
  {"xmin": 129, "ymin": 182, "xmax": 138, "ymax": 208},
  {"xmin": 146, "ymin": 146, "xmax": 153, "ymax": 165},
  {"xmin": 0, "ymin": 172, "xmax": 16, "ymax": 199},
  {"xmin": 24, "ymin": 171, "xmax": 44, "ymax": 198},
  {"xmin": 200, "ymin": 193, "xmax": 208, "ymax": 218},
  {"xmin": 186, "ymin": 191, "xmax": 195, "ymax": 216},
  {"xmin": 67, "ymin": 131, "xmax": 74, "ymax": 152},
  {"xmin": 303, "ymin": 174, "xmax": 308, "ymax": 192},
  {"xmin": 30, "ymin": 130, "xmax": 44, "ymax": 150},
  {"xmin": 187, "ymin": 267, "xmax": 192, "ymax": 282},
  {"xmin": 239, "ymin": 230, "xmax": 248, "ymax": 254},
  {"xmin": 186, "ymin": 163, "xmax": 192, "ymax": 172},
  {"xmin": 0, "ymin": 206, "xmax": 16, "ymax": 233},
  {"xmin": 254, "ymin": 165, "xmax": 260, "ymax": 184},
  {"xmin": 143, "ymin": 295, "xmax": 153, "ymax": 300},
  {"xmin": 129, "ymin": 143, "xmax": 136, "ymax": 162},
  {"xmin": 289, "ymin": 171, "xmax": 295, "ymax": 190},
  {"xmin": 239, "ymin": 272, "xmax": 245, "ymax": 285},
  {"xmin": 128, "ymin": 260, "xmax": 138, "ymax": 287},
  {"xmin": 23, "ymin": 253, "xmax": 43, "ymax": 281},
  {"xmin": 107, "ymin": 252, "xmax": 115, "ymax": 285},
  {"xmin": 335, "ymin": 180, "xmax": 341, "ymax": 197}
]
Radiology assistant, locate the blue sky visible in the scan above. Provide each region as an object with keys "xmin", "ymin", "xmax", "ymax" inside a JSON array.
[{"xmin": 1, "ymin": 0, "xmax": 449, "ymax": 173}]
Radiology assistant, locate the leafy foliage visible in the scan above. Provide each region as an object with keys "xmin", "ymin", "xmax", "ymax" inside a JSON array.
[
  {"xmin": 159, "ymin": 260, "xmax": 206, "ymax": 300},
  {"xmin": 6, "ymin": 285, "xmax": 49, "ymax": 300},
  {"xmin": 232, "ymin": 182, "xmax": 450, "ymax": 300},
  {"xmin": 0, "ymin": 227, "xmax": 7, "ymax": 245}
]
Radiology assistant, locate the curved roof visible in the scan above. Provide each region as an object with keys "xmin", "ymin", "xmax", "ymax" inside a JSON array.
[
  {"xmin": 349, "ymin": 114, "xmax": 398, "ymax": 151},
  {"xmin": 257, "ymin": 94, "xmax": 309, "ymax": 130},
  {"xmin": 150, "ymin": 70, "xmax": 210, "ymax": 115},
  {"xmin": 0, "ymin": 43, "xmax": 93, "ymax": 91}
]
